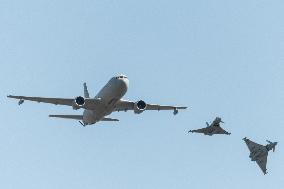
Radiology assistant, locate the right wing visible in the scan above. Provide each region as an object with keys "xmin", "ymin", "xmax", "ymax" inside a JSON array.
[
  {"xmin": 256, "ymin": 155, "xmax": 268, "ymax": 174},
  {"xmin": 114, "ymin": 99, "xmax": 187, "ymax": 112},
  {"xmin": 7, "ymin": 95, "xmax": 101, "ymax": 110},
  {"xmin": 214, "ymin": 127, "xmax": 231, "ymax": 135}
]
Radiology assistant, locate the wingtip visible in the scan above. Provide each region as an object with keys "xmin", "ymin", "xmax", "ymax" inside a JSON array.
[
  {"xmin": 7, "ymin": 95, "xmax": 19, "ymax": 99},
  {"xmin": 177, "ymin": 106, "xmax": 188, "ymax": 109}
]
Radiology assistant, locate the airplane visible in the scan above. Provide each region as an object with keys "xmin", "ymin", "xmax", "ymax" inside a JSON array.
[
  {"xmin": 7, "ymin": 74, "xmax": 187, "ymax": 126},
  {"xmin": 243, "ymin": 137, "xmax": 277, "ymax": 175},
  {"xmin": 188, "ymin": 117, "xmax": 231, "ymax": 136}
]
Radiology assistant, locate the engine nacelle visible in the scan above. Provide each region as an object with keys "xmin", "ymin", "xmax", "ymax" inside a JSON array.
[
  {"xmin": 72, "ymin": 96, "xmax": 85, "ymax": 110},
  {"xmin": 134, "ymin": 100, "xmax": 147, "ymax": 114}
]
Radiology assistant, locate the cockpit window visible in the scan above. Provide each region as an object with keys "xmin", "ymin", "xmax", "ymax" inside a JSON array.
[{"xmin": 116, "ymin": 75, "xmax": 127, "ymax": 79}]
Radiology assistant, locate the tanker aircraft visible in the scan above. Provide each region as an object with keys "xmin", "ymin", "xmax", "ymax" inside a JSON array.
[{"xmin": 8, "ymin": 74, "xmax": 187, "ymax": 126}]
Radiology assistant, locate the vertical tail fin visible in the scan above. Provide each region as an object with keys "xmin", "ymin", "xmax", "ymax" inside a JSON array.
[{"xmin": 83, "ymin": 83, "xmax": 90, "ymax": 98}]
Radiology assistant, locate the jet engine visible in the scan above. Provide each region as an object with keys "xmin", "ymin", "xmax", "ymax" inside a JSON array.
[
  {"xmin": 134, "ymin": 100, "xmax": 147, "ymax": 114},
  {"xmin": 72, "ymin": 96, "xmax": 85, "ymax": 110}
]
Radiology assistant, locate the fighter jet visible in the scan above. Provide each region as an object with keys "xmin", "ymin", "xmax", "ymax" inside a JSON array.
[
  {"xmin": 188, "ymin": 117, "xmax": 231, "ymax": 136},
  {"xmin": 7, "ymin": 74, "xmax": 187, "ymax": 126},
  {"xmin": 243, "ymin": 137, "xmax": 277, "ymax": 174}
]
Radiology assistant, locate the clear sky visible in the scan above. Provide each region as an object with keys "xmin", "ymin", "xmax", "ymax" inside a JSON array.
[{"xmin": 1, "ymin": 0, "xmax": 284, "ymax": 188}]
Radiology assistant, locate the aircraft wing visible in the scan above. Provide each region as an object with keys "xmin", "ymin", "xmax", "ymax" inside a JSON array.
[
  {"xmin": 214, "ymin": 127, "xmax": 231, "ymax": 135},
  {"xmin": 244, "ymin": 138, "xmax": 264, "ymax": 153},
  {"xmin": 256, "ymin": 155, "xmax": 268, "ymax": 174},
  {"xmin": 7, "ymin": 95, "xmax": 101, "ymax": 110},
  {"xmin": 114, "ymin": 100, "xmax": 187, "ymax": 112},
  {"xmin": 8, "ymin": 95, "xmax": 74, "ymax": 105},
  {"xmin": 189, "ymin": 127, "xmax": 209, "ymax": 134}
]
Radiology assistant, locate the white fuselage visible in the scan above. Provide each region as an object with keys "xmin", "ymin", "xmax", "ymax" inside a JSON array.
[{"xmin": 82, "ymin": 76, "xmax": 129, "ymax": 125}]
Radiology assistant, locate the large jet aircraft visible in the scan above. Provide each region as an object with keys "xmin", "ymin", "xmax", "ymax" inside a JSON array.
[{"xmin": 8, "ymin": 74, "xmax": 187, "ymax": 126}]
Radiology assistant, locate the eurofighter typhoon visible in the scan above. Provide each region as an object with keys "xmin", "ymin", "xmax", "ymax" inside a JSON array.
[
  {"xmin": 8, "ymin": 74, "xmax": 187, "ymax": 126},
  {"xmin": 243, "ymin": 137, "xmax": 277, "ymax": 174},
  {"xmin": 188, "ymin": 117, "xmax": 231, "ymax": 136}
]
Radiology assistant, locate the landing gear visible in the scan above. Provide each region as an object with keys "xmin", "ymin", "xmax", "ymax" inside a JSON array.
[
  {"xmin": 79, "ymin": 121, "xmax": 86, "ymax": 127},
  {"xmin": 18, "ymin": 99, "xmax": 24, "ymax": 105},
  {"xmin": 173, "ymin": 108, "xmax": 178, "ymax": 115}
]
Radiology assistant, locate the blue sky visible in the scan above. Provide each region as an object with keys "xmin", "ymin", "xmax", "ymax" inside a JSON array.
[{"xmin": 1, "ymin": 0, "xmax": 284, "ymax": 188}]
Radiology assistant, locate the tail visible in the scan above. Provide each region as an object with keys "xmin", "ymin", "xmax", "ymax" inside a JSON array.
[
  {"xmin": 266, "ymin": 140, "xmax": 278, "ymax": 152},
  {"xmin": 83, "ymin": 83, "xmax": 90, "ymax": 98}
]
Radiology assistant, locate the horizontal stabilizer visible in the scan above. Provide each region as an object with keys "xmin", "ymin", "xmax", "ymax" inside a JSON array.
[
  {"xmin": 49, "ymin": 115, "xmax": 83, "ymax": 120},
  {"xmin": 101, "ymin": 117, "xmax": 119, "ymax": 121},
  {"xmin": 49, "ymin": 115, "xmax": 118, "ymax": 122}
]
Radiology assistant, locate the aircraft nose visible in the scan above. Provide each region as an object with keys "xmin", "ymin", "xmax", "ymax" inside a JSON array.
[
  {"xmin": 122, "ymin": 78, "xmax": 129, "ymax": 89},
  {"xmin": 118, "ymin": 77, "xmax": 129, "ymax": 91}
]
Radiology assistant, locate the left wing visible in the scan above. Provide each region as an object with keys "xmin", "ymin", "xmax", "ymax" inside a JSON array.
[
  {"xmin": 256, "ymin": 155, "xmax": 268, "ymax": 174},
  {"xmin": 243, "ymin": 138, "xmax": 265, "ymax": 153},
  {"xmin": 189, "ymin": 127, "xmax": 211, "ymax": 134},
  {"xmin": 8, "ymin": 95, "xmax": 74, "ymax": 106},
  {"xmin": 114, "ymin": 99, "xmax": 187, "ymax": 112},
  {"xmin": 7, "ymin": 95, "xmax": 101, "ymax": 110}
]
